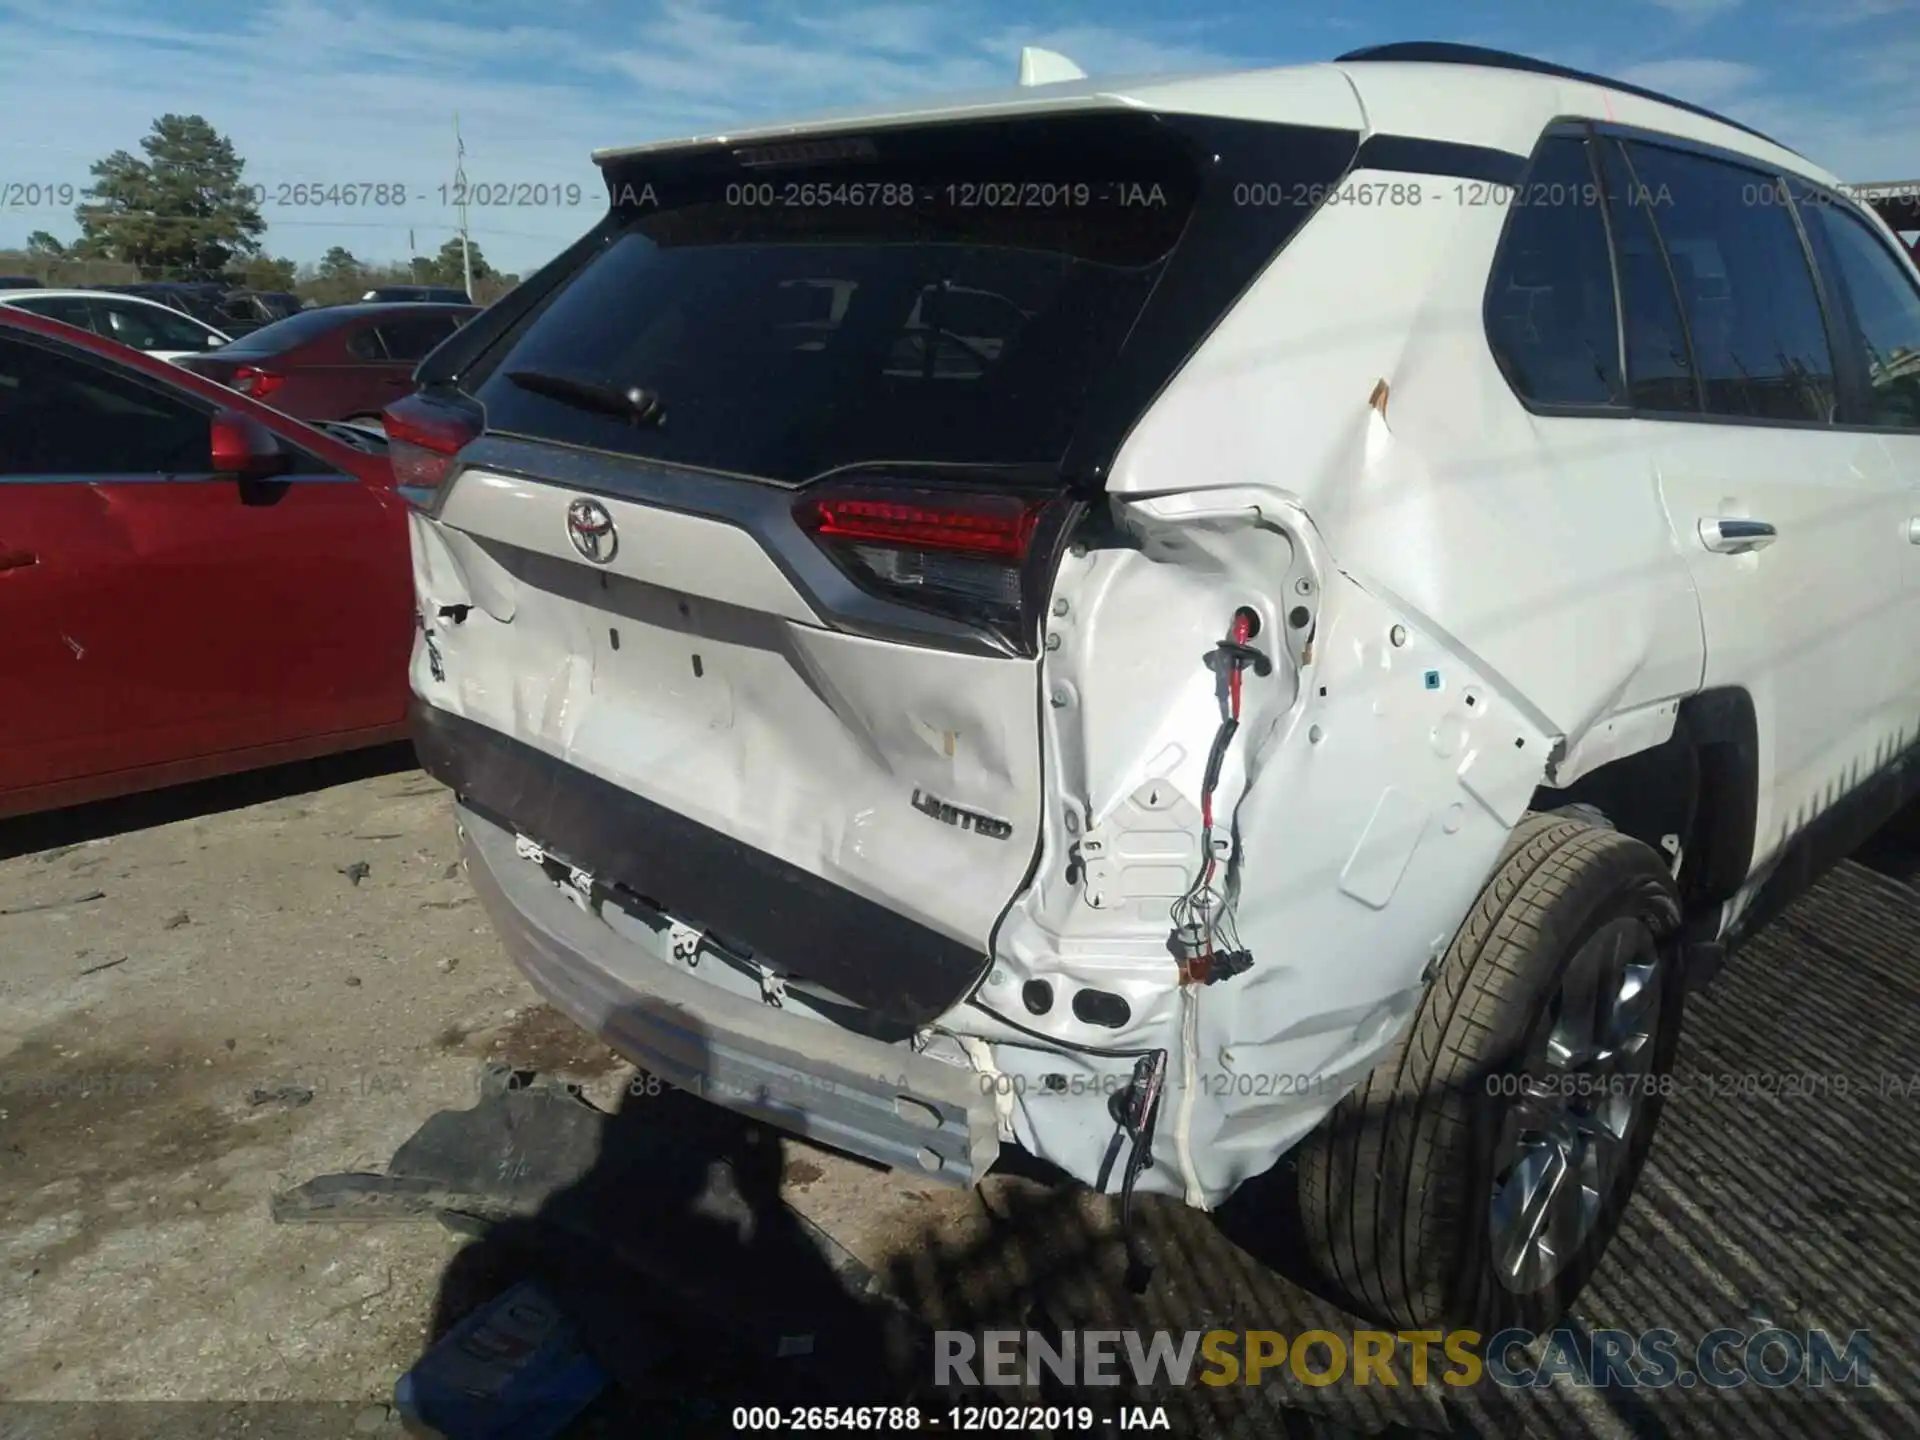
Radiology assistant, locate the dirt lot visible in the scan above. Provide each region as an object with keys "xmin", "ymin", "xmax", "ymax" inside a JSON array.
[{"xmin": 3, "ymin": 750, "xmax": 1919, "ymax": 1437}]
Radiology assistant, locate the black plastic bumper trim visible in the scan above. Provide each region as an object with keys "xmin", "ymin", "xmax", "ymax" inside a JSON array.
[{"xmin": 411, "ymin": 697, "xmax": 991, "ymax": 1027}]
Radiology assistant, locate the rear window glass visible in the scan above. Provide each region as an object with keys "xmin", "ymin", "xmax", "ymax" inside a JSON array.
[
  {"xmin": 470, "ymin": 114, "xmax": 1210, "ymax": 484},
  {"xmin": 1484, "ymin": 135, "xmax": 1623, "ymax": 407},
  {"xmin": 214, "ymin": 308, "xmax": 349, "ymax": 355}
]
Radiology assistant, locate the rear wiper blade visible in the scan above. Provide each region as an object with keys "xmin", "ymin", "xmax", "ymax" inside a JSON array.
[{"xmin": 505, "ymin": 369, "xmax": 665, "ymax": 426}]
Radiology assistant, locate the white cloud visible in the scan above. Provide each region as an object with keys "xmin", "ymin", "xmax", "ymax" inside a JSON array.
[
  {"xmin": 1788, "ymin": 0, "xmax": 1918, "ymax": 23},
  {"xmin": 1615, "ymin": 57, "xmax": 1766, "ymax": 107},
  {"xmin": 1641, "ymin": 0, "xmax": 1744, "ymax": 18},
  {"xmin": 0, "ymin": 0, "xmax": 1242, "ymax": 272}
]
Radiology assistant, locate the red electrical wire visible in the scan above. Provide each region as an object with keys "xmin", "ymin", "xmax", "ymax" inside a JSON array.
[
  {"xmin": 1188, "ymin": 610, "xmax": 1260, "ymax": 976},
  {"xmin": 1228, "ymin": 609, "xmax": 1252, "ymax": 721},
  {"xmin": 1201, "ymin": 611, "xmax": 1254, "ymax": 835}
]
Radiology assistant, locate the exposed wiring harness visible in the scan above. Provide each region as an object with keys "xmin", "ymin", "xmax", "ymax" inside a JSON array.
[
  {"xmin": 1091, "ymin": 610, "xmax": 1274, "ymax": 1294},
  {"xmin": 1169, "ymin": 607, "xmax": 1270, "ymax": 985},
  {"xmin": 1093, "ymin": 1049, "xmax": 1168, "ymax": 1294}
]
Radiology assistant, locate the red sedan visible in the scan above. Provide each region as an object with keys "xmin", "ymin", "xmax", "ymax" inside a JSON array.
[
  {"xmin": 0, "ymin": 307, "xmax": 414, "ymax": 819},
  {"xmin": 177, "ymin": 302, "xmax": 478, "ymax": 423}
]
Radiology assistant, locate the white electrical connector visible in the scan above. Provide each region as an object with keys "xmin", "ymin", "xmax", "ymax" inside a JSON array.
[{"xmin": 559, "ymin": 865, "xmax": 596, "ymax": 914}]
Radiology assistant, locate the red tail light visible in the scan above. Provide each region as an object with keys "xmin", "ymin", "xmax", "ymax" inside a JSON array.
[
  {"xmin": 232, "ymin": 365, "xmax": 283, "ymax": 399},
  {"xmin": 796, "ymin": 485, "xmax": 1070, "ymax": 652},
  {"xmin": 383, "ymin": 392, "xmax": 484, "ymax": 504},
  {"xmin": 801, "ymin": 493, "xmax": 1044, "ymax": 559}
]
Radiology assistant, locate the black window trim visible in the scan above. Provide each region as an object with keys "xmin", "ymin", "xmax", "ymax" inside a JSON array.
[
  {"xmin": 1588, "ymin": 128, "xmax": 1631, "ymax": 407},
  {"xmin": 1, "ymin": 326, "xmax": 347, "ymax": 479},
  {"xmin": 1782, "ymin": 177, "xmax": 1877, "ymax": 428},
  {"xmin": 1488, "ymin": 116, "xmax": 1911, "ymax": 436},
  {"xmin": 1606, "ymin": 134, "xmax": 1706, "ymax": 416}
]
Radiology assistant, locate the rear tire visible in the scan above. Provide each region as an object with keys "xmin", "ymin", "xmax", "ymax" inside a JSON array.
[{"xmin": 1297, "ymin": 811, "xmax": 1685, "ymax": 1332}]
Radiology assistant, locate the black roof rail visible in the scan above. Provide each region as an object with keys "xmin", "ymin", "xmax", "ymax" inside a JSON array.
[{"xmin": 1334, "ymin": 42, "xmax": 1794, "ymax": 154}]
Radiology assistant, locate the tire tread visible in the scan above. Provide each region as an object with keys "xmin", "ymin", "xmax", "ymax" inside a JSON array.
[{"xmin": 1299, "ymin": 813, "xmax": 1671, "ymax": 1328}]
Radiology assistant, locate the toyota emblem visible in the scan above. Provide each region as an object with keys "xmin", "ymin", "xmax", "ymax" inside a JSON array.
[{"xmin": 566, "ymin": 498, "xmax": 617, "ymax": 564}]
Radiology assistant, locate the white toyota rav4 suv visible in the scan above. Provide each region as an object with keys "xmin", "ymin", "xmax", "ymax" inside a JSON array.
[{"xmin": 395, "ymin": 42, "xmax": 1920, "ymax": 1331}]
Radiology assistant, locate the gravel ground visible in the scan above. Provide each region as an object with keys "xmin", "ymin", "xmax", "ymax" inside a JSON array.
[{"xmin": 1, "ymin": 750, "xmax": 1917, "ymax": 1437}]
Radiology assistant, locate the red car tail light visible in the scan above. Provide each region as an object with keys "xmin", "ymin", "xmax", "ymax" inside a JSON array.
[
  {"xmin": 383, "ymin": 392, "xmax": 484, "ymax": 505},
  {"xmin": 231, "ymin": 365, "xmax": 284, "ymax": 399},
  {"xmin": 795, "ymin": 484, "xmax": 1073, "ymax": 652}
]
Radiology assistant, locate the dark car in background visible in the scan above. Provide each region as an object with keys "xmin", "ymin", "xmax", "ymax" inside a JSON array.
[
  {"xmin": 176, "ymin": 302, "xmax": 478, "ymax": 421},
  {"xmin": 221, "ymin": 289, "xmax": 305, "ymax": 330},
  {"xmin": 98, "ymin": 282, "xmax": 302, "ymax": 337},
  {"xmin": 363, "ymin": 284, "xmax": 472, "ymax": 305},
  {"xmin": 1862, "ymin": 182, "xmax": 1920, "ymax": 262},
  {"xmin": 0, "ymin": 276, "xmax": 43, "ymax": 290}
]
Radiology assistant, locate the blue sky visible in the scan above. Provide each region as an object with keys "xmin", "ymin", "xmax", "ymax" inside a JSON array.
[{"xmin": 1, "ymin": 0, "xmax": 1915, "ymax": 275}]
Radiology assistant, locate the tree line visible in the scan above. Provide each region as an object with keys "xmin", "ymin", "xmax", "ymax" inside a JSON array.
[{"xmin": 2, "ymin": 115, "xmax": 524, "ymax": 304}]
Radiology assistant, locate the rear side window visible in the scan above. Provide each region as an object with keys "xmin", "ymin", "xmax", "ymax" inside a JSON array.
[
  {"xmin": 96, "ymin": 300, "xmax": 218, "ymax": 352},
  {"xmin": 468, "ymin": 113, "xmax": 1315, "ymax": 485},
  {"xmin": 1484, "ymin": 135, "xmax": 1623, "ymax": 407},
  {"xmin": 1620, "ymin": 142, "xmax": 1836, "ymax": 424},
  {"xmin": 1800, "ymin": 201, "xmax": 1920, "ymax": 430},
  {"xmin": 375, "ymin": 313, "xmax": 461, "ymax": 362},
  {"xmin": 345, "ymin": 326, "xmax": 386, "ymax": 361}
]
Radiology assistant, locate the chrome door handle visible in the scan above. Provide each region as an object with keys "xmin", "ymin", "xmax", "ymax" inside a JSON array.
[
  {"xmin": 1698, "ymin": 517, "xmax": 1777, "ymax": 555},
  {"xmin": 1909, "ymin": 517, "xmax": 1920, "ymax": 545}
]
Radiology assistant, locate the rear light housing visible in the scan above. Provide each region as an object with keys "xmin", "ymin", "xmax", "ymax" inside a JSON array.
[
  {"xmin": 231, "ymin": 365, "xmax": 283, "ymax": 399},
  {"xmin": 383, "ymin": 391, "xmax": 484, "ymax": 506},
  {"xmin": 795, "ymin": 483, "xmax": 1076, "ymax": 654}
]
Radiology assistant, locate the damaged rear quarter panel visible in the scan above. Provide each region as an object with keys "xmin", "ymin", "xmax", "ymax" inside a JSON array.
[
  {"xmin": 1106, "ymin": 171, "xmax": 1703, "ymax": 741},
  {"xmin": 969, "ymin": 488, "xmax": 1554, "ymax": 1204},
  {"xmin": 960, "ymin": 180, "xmax": 1698, "ymax": 1203}
]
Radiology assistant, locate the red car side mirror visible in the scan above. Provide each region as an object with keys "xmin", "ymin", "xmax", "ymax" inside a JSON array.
[{"xmin": 210, "ymin": 409, "xmax": 292, "ymax": 482}]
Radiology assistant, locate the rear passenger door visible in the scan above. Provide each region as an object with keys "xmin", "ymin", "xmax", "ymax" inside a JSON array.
[{"xmin": 1600, "ymin": 136, "xmax": 1911, "ymax": 895}]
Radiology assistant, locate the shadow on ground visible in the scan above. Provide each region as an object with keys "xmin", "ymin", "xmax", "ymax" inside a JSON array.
[
  {"xmin": 408, "ymin": 852, "xmax": 1920, "ymax": 1439},
  {"xmin": 0, "ymin": 742, "xmax": 417, "ymax": 862}
]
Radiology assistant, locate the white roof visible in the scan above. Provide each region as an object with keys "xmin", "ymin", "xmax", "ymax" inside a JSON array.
[{"xmin": 591, "ymin": 54, "xmax": 1841, "ymax": 191}]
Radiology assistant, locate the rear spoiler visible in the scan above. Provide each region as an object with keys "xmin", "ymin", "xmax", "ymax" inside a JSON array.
[{"xmin": 1018, "ymin": 47, "xmax": 1087, "ymax": 86}]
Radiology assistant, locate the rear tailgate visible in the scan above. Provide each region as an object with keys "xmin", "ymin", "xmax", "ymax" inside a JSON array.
[
  {"xmin": 407, "ymin": 105, "xmax": 1360, "ymax": 1026},
  {"xmin": 412, "ymin": 461, "xmax": 1045, "ymax": 1024}
]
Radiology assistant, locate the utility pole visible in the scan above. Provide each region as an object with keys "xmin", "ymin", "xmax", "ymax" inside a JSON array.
[{"xmin": 453, "ymin": 112, "xmax": 474, "ymax": 300}]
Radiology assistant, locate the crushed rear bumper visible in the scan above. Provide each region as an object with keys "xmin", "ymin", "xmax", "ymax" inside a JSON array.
[
  {"xmin": 409, "ymin": 697, "xmax": 992, "ymax": 1028},
  {"xmin": 452, "ymin": 797, "xmax": 1001, "ymax": 1186}
]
